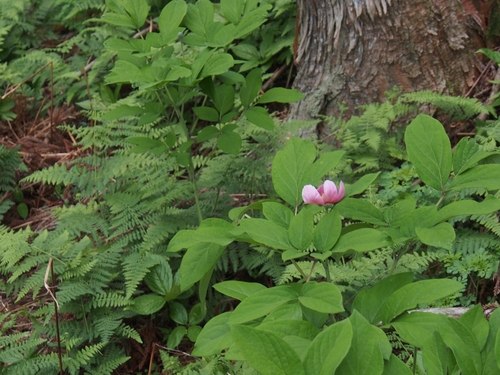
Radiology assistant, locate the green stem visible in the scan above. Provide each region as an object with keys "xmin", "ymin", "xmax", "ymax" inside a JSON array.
[
  {"xmin": 323, "ymin": 260, "xmax": 332, "ymax": 283},
  {"xmin": 188, "ymin": 165, "xmax": 203, "ymax": 225},
  {"xmin": 412, "ymin": 346, "xmax": 417, "ymax": 374},
  {"xmin": 291, "ymin": 259, "xmax": 308, "ymax": 282},
  {"xmin": 306, "ymin": 260, "xmax": 317, "ymax": 282}
]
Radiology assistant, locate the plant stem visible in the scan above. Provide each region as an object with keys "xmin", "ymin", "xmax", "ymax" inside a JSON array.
[
  {"xmin": 412, "ymin": 346, "xmax": 418, "ymax": 374},
  {"xmin": 291, "ymin": 259, "xmax": 308, "ymax": 281},
  {"xmin": 188, "ymin": 165, "xmax": 203, "ymax": 225},
  {"xmin": 323, "ymin": 260, "xmax": 332, "ymax": 283},
  {"xmin": 306, "ymin": 260, "xmax": 317, "ymax": 282}
]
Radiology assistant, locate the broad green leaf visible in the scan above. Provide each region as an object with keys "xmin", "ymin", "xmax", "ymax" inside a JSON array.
[
  {"xmin": 213, "ymin": 84, "xmax": 235, "ymax": 116},
  {"xmin": 422, "ymin": 331, "xmax": 447, "ymax": 375},
  {"xmin": 405, "ymin": 114, "xmax": 452, "ymax": 190},
  {"xmin": 392, "ymin": 312, "xmax": 448, "ymax": 348},
  {"xmin": 240, "ymin": 218, "xmax": 293, "ymax": 250},
  {"xmin": 170, "ymin": 301, "xmax": 188, "ymax": 325},
  {"xmin": 129, "ymin": 294, "xmax": 166, "ymax": 315},
  {"xmin": 220, "ymin": 0, "xmax": 244, "ymax": 24},
  {"xmin": 17, "ymin": 203, "xmax": 28, "ymax": 220},
  {"xmin": 188, "ymin": 303, "xmax": 206, "ymax": 325},
  {"xmin": 257, "ymin": 87, "xmax": 304, "ymax": 104},
  {"xmin": 453, "ymin": 137, "xmax": 495, "ymax": 176},
  {"xmin": 240, "ymin": 68, "xmax": 262, "ymax": 107},
  {"xmin": 123, "ymin": 0, "xmax": 149, "ymax": 28},
  {"xmin": 435, "ymin": 197, "xmax": 500, "ymax": 223},
  {"xmin": 232, "ymin": 43, "xmax": 260, "ymax": 60},
  {"xmin": 263, "ymin": 302, "xmax": 303, "ymax": 323},
  {"xmin": 244, "ymin": 106, "xmax": 274, "ymax": 130},
  {"xmin": 289, "ymin": 207, "xmax": 314, "ymax": 250},
  {"xmin": 126, "ymin": 137, "xmax": 167, "ymax": 155},
  {"xmin": 481, "ymin": 308, "xmax": 500, "ymax": 374},
  {"xmin": 336, "ymin": 198, "xmax": 386, "ymax": 225},
  {"xmin": 217, "ymin": 131, "xmax": 242, "ymax": 154},
  {"xmin": 184, "ymin": 0, "xmax": 214, "ymax": 36},
  {"xmin": 213, "ymin": 281, "xmax": 266, "ymax": 301},
  {"xmin": 298, "ymin": 282, "xmax": 343, "ymax": 314},
  {"xmin": 105, "ymin": 60, "xmax": 145, "ymax": 85},
  {"xmin": 303, "ymin": 319, "xmax": 352, "ymax": 375},
  {"xmin": 187, "ymin": 325, "xmax": 202, "ymax": 341},
  {"xmin": 415, "ymin": 222, "xmax": 455, "ymax": 250},
  {"xmin": 378, "ymin": 279, "xmax": 464, "ymax": 324},
  {"xmin": 478, "ymin": 48, "xmax": 500, "ymax": 65},
  {"xmin": 336, "ymin": 311, "xmax": 386, "ymax": 375},
  {"xmin": 263, "ymin": 202, "xmax": 293, "ymax": 228},
  {"xmin": 199, "ymin": 53, "xmax": 234, "ymax": 79},
  {"xmin": 257, "ymin": 320, "xmax": 319, "ymax": 341},
  {"xmin": 459, "ymin": 304, "xmax": 489, "ymax": 351},
  {"xmin": 272, "ymin": 138, "xmax": 317, "ymax": 207},
  {"xmin": 167, "ymin": 326, "xmax": 187, "ymax": 348},
  {"xmin": 344, "ymin": 172, "xmax": 380, "ymax": 197},
  {"xmin": 234, "ymin": 6, "xmax": 270, "ymax": 39},
  {"xmin": 158, "ymin": 0, "xmax": 187, "ymax": 41},
  {"xmin": 439, "ymin": 318, "xmax": 482, "ymax": 375},
  {"xmin": 179, "ymin": 243, "xmax": 225, "ymax": 291},
  {"xmin": 192, "ymin": 312, "xmax": 232, "ymax": 356},
  {"xmin": 383, "ymin": 197, "xmax": 416, "ymax": 227},
  {"xmin": 103, "ymin": 38, "xmax": 137, "ymax": 52},
  {"xmin": 282, "ymin": 249, "xmax": 308, "ymax": 261},
  {"xmin": 303, "ymin": 150, "xmax": 345, "ymax": 186},
  {"xmin": 228, "ymin": 286, "xmax": 297, "ymax": 324},
  {"xmin": 352, "ymin": 272, "xmax": 414, "ymax": 325},
  {"xmin": 167, "ymin": 219, "xmax": 234, "ymax": 252},
  {"xmin": 332, "ymin": 228, "xmax": 391, "ymax": 253},
  {"xmin": 231, "ymin": 325, "xmax": 305, "ymax": 375},
  {"xmin": 495, "ymin": 327, "xmax": 500, "ymax": 370},
  {"xmin": 193, "ymin": 106, "xmax": 219, "ymax": 122},
  {"xmin": 144, "ymin": 259, "xmax": 173, "ymax": 296},
  {"xmin": 197, "ymin": 125, "xmax": 220, "ymax": 142},
  {"xmin": 164, "ymin": 66, "xmax": 191, "ymax": 81},
  {"xmin": 399, "ymin": 206, "xmax": 439, "ymax": 237},
  {"xmin": 449, "ymin": 164, "xmax": 500, "ymax": 191},
  {"xmin": 100, "ymin": 13, "xmax": 135, "ymax": 28},
  {"xmin": 383, "ymin": 354, "xmax": 413, "ymax": 375},
  {"xmin": 313, "ymin": 208, "xmax": 342, "ymax": 252}
]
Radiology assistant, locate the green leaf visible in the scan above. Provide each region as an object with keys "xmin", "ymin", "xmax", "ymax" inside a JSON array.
[
  {"xmin": 104, "ymin": 38, "xmax": 137, "ymax": 52},
  {"xmin": 422, "ymin": 331, "xmax": 447, "ymax": 375},
  {"xmin": 352, "ymin": 273, "xmax": 414, "ymax": 325},
  {"xmin": 435, "ymin": 197, "xmax": 500, "ymax": 223},
  {"xmin": 481, "ymin": 308, "xmax": 500, "ymax": 374},
  {"xmin": 158, "ymin": 0, "xmax": 187, "ymax": 42},
  {"xmin": 303, "ymin": 151, "xmax": 345, "ymax": 186},
  {"xmin": 184, "ymin": 0, "xmax": 213, "ymax": 37},
  {"xmin": 244, "ymin": 106, "xmax": 274, "ymax": 130},
  {"xmin": 257, "ymin": 87, "xmax": 304, "ymax": 104},
  {"xmin": 399, "ymin": 206, "xmax": 439, "ymax": 237},
  {"xmin": 102, "ymin": 104, "xmax": 143, "ymax": 120},
  {"xmin": 167, "ymin": 219, "xmax": 234, "ymax": 252},
  {"xmin": 344, "ymin": 172, "xmax": 381, "ymax": 197},
  {"xmin": 199, "ymin": 53, "xmax": 234, "ymax": 79},
  {"xmin": 17, "ymin": 203, "xmax": 28, "ymax": 220},
  {"xmin": 453, "ymin": 137, "xmax": 495, "ymax": 176},
  {"xmin": 263, "ymin": 202, "xmax": 293, "ymax": 228},
  {"xmin": 298, "ymin": 282, "xmax": 343, "ymax": 314},
  {"xmin": 415, "ymin": 222, "xmax": 455, "ymax": 250},
  {"xmin": 213, "ymin": 84, "xmax": 235, "ymax": 116},
  {"xmin": 405, "ymin": 114, "xmax": 452, "ymax": 190},
  {"xmin": 144, "ymin": 259, "xmax": 173, "ymax": 296},
  {"xmin": 101, "ymin": 12, "xmax": 135, "ymax": 28},
  {"xmin": 217, "ymin": 131, "xmax": 241, "ymax": 154},
  {"xmin": 228, "ymin": 285, "xmax": 297, "ymax": 324},
  {"xmin": 193, "ymin": 106, "xmax": 219, "ymax": 122},
  {"xmin": 377, "ymin": 279, "xmax": 464, "ymax": 324},
  {"xmin": 129, "ymin": 294, "xmax": 166, "ymax": 315},
  {"xmin": 231, "ymin": 325, "xmax": 305, "ymax": 375},
  {"xmin": 383, "ymin": 197, "xmax": 416, "ymax": 227},
  {"xmin": 282, "ymin": 249, "xmax": 308, "ymax": 261},
  {"xmin": 105, "ymin": 60, "xmax": 145, "ymax": 85},
  {"xmin": 383, "ymin": 354, "xmax": 413, "ymax": 375},
  {"xmin": 392, "ymin": 312, "xmax": 448, "ymax": 348},
  {"xmin": 336, "ymin": 311, "xmax": 386, "ymax": 375},
  {"xmin": 439, "ymin": 318, "xmax": 483, "ymax": 375},
  {"xmin": 167, "ymin": 326, "xmax": 187, "ymax": 348},
  {"xmin": 187, "ymin": 325, "xmax": 202, "ymax": 341},
  {"xmin": 459, "ymin": 304, "xmax": 489, "ymax": 351},
  {"xmin": 257, "ymin": 319, "xmax": 319, "ymax": 340},
  {"xmin": 234, "ymin": 6, "xmax": 270, "ymax": 39},
  {"xmin": 332, "ymin": 228, "xmax": 391, "ymax": 253},
  {"xmin": 179, "ymin": 243, "xmax": 225, "ymax": 291},
  {"xmin": 240, "ymin": 218, "xmax": 293, "ymax": 250},
  {"xmin": 123, "ymin": 0, "xmax": 149, "ymax": 28},
  {"xmin": 240, "ymin": 68, "xmax": 262, "ymax": 107},
  {"xmin": 303, "ymin": 319, "xmax": 352, "ymax": 375},
  {"xmin": 126, "ymin": 137, "xmax": 167, "ymax": 155},
  {"xmin": 495, "ymin": 328, "xmax": 500, "ymax": 371},
  {"xmin": 170, "ymin": 301, "xmax": 188, "ymax": 324},
  {"xmin": 220, "ymin": 0, "xmax": 244, "ymax": 24},
  {"xmin": 336, "ymin": 198, "xmax": 386, "ymax": 226},
  {"xmin": 313, "ymin": 208, "xmax": 342, "ymax": 252},
  {"xmin": 289, "ymin": 207, "xmax": 314, "ymax": 250},
  {"xmin": 197, "ymin": 125, "xmax": 220, "ymax": 142},
  {"xmin": 192, "ymin": 312, "xmax": 232, "ymax": 356},
  {"xmin": 213, "ymin": 281, "xmax": 266, "ymax": 301},
  {"xmin": 272, "ymin": 138, "xmax": 317, "ymax": 207},
  {"xmin": 188, "ymin": 303, "xmax": 206, "ymax": 325},
  {"xmin": 449, "ymin": 164, "xmax": 500, "ymax": 191}
]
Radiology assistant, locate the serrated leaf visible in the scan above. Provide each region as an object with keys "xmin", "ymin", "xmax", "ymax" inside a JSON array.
[{"xmin": 144, "ymin": 259, "xmax": 173, "ymax": 296}]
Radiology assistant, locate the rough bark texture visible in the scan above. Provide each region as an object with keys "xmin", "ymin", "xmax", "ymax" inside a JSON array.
[{"xmin": 291, "ymin": 0, "xmax": 488, "ymax": 131}]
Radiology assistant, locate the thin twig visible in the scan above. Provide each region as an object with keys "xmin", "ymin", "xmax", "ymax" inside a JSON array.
[
  {"xmin": 44, "ymin": 258, "xmax": 63, "ymax": 374},
  {"xmin": 262, "ymin": 64, "xmax": 290, "ymax": 92}
]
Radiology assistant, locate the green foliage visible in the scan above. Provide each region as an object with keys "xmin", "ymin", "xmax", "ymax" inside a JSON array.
[{"xmin": 0, "ymin": 145, "xmax": 27, "ymax": 221}]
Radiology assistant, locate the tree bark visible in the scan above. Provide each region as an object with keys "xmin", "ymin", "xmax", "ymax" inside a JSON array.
[{"xmin": 291, "ymin": 0, "xmax": 488, "ymax": 132}]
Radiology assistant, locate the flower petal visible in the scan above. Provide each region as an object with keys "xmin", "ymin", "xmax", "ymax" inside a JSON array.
[
  {"xmin": 322, "ymin": 180, "xmax": 338, "ymax": 204},
  {"xmin": 333, "ymin": 181, "xmax": 345, "ymax": 203},
  {"xmin": 302, "ymin": 185, "xmax": 324, "ymax": 205}
]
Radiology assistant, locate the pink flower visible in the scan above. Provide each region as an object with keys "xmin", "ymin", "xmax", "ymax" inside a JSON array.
[{"xmin": 302, "ymin": 180, "xmax": 345, "ymax": 206}]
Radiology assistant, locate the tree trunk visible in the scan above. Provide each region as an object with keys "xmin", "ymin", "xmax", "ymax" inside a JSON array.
[{"xmin": 291, "ymin": 0, "xmax": 488, "ymax": 134}]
